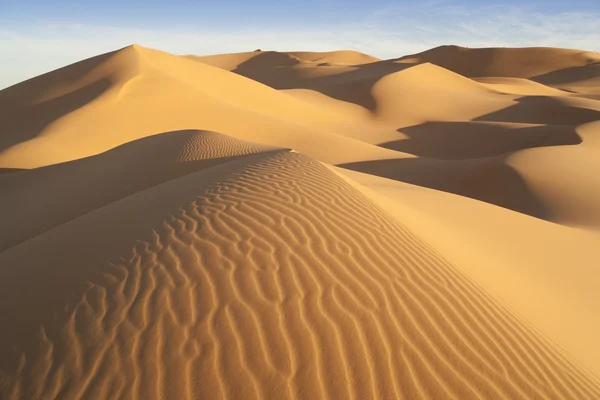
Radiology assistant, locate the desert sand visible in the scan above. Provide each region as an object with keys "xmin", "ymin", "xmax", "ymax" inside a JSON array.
[{"xmin": 0, "ymin": 44, "xmax": 599, "ymax": 399}]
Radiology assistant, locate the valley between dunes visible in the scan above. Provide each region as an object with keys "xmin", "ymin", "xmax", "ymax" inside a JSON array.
[{"xmin": 1, "ymin": 44, "xmax": 600, "ymax": 399}]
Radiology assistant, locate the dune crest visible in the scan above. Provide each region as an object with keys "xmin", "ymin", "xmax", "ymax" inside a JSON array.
[
  {"xmin": 397, "ymin": 45, "xmax": 600, "ymax": 79},
  {"xmin": 2, "ymin": 43, "xmax": 600, "ymax": 399},
  {"xmin": 2, "ymin": 150, "xmax": 599, "ymax": 399}
]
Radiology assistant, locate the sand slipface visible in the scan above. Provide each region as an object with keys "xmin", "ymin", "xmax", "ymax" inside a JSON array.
[{"xmin": 1, "ymin": 44, "xmax": 600, "ymax": 399}]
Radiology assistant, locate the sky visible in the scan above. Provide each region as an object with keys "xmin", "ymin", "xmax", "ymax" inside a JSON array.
[{"xmin": 1, "ymin": 0, "xmax": 600, "ymax": 89}]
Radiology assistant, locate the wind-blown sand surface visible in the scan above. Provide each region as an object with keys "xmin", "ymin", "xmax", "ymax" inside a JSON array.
[{"xmin": 1, "ymin": 44, "xmax": 600, "ymax": 399}]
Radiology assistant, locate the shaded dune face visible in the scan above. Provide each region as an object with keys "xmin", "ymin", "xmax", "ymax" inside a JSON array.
[
  {"xmin": 387, "ymin": 122, "xmax": 581, "ymax": 160},
  {"xmin": 338, "ymin": 156, "xmax": 551, "ymax": 220},
  {"xmin": 1, "ymin": 151, "xmax": 599, "ymax": 400},
  {"xmin": 0, "ymin": 130, "xmax": 281, "ymax": 253},
  {"xmin": 395, "ymin": 45, "xmax": 600, "ymax": 79},
  {"xmin": 2, "ymin": 43, "xmax": 600, "ymax": 400}
]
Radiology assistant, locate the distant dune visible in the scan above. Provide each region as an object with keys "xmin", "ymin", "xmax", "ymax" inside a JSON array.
[
  {"xmin": 1, "ymin": 43, "xmax": 600, "ymax": 399},
  {"xmin": 396, "ymin": 45, "xmax": 600, "ymax": 78}
]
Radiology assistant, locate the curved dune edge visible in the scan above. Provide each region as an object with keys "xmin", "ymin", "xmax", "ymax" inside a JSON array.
[
  {"xmin": 0, "ymin": 45, "xmax": 402, "ymax": 169},
  {"xmin": 1, "ymin": 151, "xmax": 599, "ymax": 399},
  {"xmin": 396, "ymin": 45, "xmax": 600, "ymax": 79},
  {"xmin": 326, "ymin": 164, "xmax": 600, "ymax": 378},
  {"xmin": 2, "ymin": 43, "xmax": 600, "ymax": 400},
  {"xmin": 0, "ymin": 130, "xmax": 282, "ymax": 253}
]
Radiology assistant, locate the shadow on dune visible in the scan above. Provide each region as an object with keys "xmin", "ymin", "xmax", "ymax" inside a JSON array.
[
  {"xmin": 382, "ymin": 122, "xmax": 582, "ymax": 160},
  {"xmin": 0, "ymin": 168, "xmax": 23, "ymax": 175},
  {"xmin": 349, "ymin": 95, "xmax": 594, "ymax": 218},
  {"xmin": 0, "ymin": 129, "xmax": 284, "ymax": 253},
  {"xmin": 0, "ymin": 49, "xmax": 118, "ymax": 107},
  {"xmin": 235, "ymin": 52, "xmax": 600, "ymax": 125},
  {"xmin": 0, "ymin": 78, "xmax": 112, "ymax": 152},
  {"xmin": 338, "ymin": 156, "xmax": 547, "ymax": 220},
  {"xmin": 231, "ymin": 51, "xmax": 302, "ymax": 87},
  {"xmin": 232, "ymin": 53, "xmax": 416, "ymax": 110},
  {"xmin": 475, "ymin": 96, "xmax": 600, "ymax": 125},
  {"xmin": 532, "ymin": 62, "xmax": 600, "ymax": 86},
  {"xmin": 394, "ymin": 45, "xmax": 499, "ymax": 77},
  {"xmin": 0, "ymin": 47, "xmax": 131, "ymax": 152},
  {"xmin": 233, "ymin": 51, "xmax": 302, "ymax": 69},
  {"xmin": 0, "ymin": 145, "xmax": 288, "ymax": 383}
]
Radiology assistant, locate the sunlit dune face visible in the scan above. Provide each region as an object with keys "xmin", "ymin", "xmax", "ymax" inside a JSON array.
[{"xmin": 1, "ymin": 44, "xmax": 600, "ymax": 400}]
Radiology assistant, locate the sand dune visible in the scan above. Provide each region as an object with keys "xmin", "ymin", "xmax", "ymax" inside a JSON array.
[
  {"xmin": 189, "ymin": 49, "xmax": 379, "ymax": 71},
  {"xmin": 475, "ymin": 77, "xmax": 569, "ymax": 96},
  {"xmin": 186, "ymin": 50, "xmax": 303, "ymax": 72},
  {"xmin": 285, "ymin": 50, "xmax": 381, "ymax": 65},
  {"xmin": 534, "ymin": 63, "xmax": 600, "ymax": 94},
  {"xmin": 1, "ymin": 43, "xmax": 600, "ymax": 399},
  {"xmin": 331, "ymin": 166, "xmax": 600, "ymax": 379},
  {"xmin": 0, "ymin": 130, "xmax": 281, "ymax": 252},
  {"xmin": 0, "ymin": 45, "xmax": 400, "ymax": 169},
  {"xmin": 397, "ymin": 45, "xmax": 600, "ymax": 79},
  {"xmin": 2, "ymin": 149, "xmax": 599, "ymax": 399}
]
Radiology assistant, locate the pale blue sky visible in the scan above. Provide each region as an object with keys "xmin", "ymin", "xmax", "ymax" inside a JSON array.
[{"xmin": 1, "ymin": 0, "xmax": 599, "ymax": 88}]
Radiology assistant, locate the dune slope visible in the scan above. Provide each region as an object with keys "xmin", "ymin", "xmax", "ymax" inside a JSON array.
[
  {"xmin": 1, "ymin": 149, "xmax": 599, "ymax": 399},
  {"xmin": 0, "ymin": 130, "xmax": 281, "ymax": 252},
  {"xmin": 2, "ymin": 43, "xmax": 600, "ymax": 400},
  {"xmin": 0, "ymin": 45, "xmax": 400, "ymax": 169},
  {"xmin": 397, "ymin": 45, "xmax": 600, "ymax": 78}
]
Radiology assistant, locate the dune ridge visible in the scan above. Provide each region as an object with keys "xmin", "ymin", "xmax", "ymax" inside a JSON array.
[
  {"xmin": 1, "ymin": 150, "xmax": 599, "ymax": 399},
  {"xmin": 396, "ymin": 45, "xmax": 600, "ymax": 79},
  {"xmin": 1, "ymin": 43, "xmax": 600, "ymax": 399},
  {"xmin": 0, "ymin": 45, "xmax": 401, "ymax": 169},
  {"xmin": 0, "ymin": 130, "xmax": 282, "ymax": 253}
]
